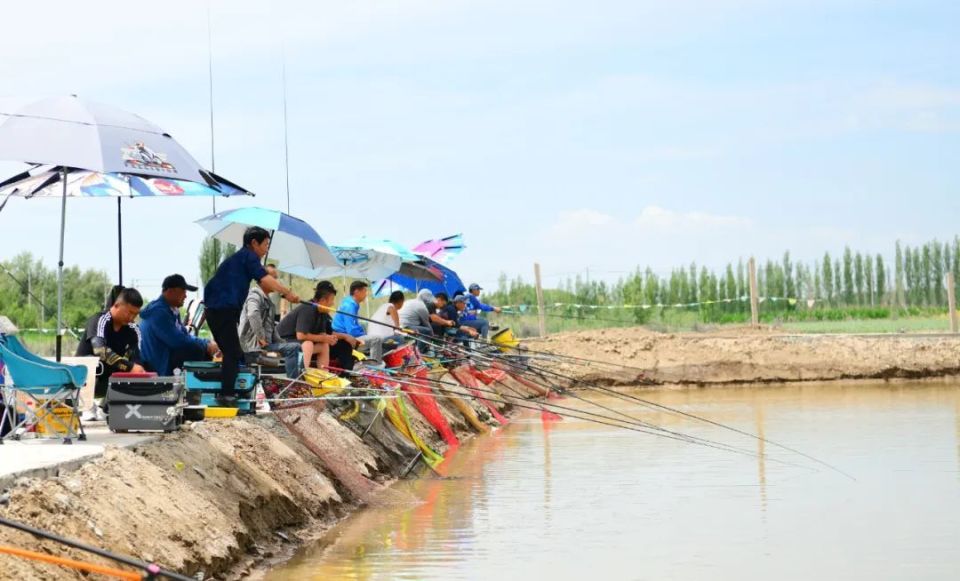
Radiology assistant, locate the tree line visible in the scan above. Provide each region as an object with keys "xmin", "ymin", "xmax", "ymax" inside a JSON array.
[{"xmin": 486, "ymin": 237, "xmax": 960, "ymax": 323}]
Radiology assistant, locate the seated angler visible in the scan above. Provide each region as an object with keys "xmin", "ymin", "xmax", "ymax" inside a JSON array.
[
  {"xmin": 76, "ymin": 287, "xmax": 146, "ymax": 418},
  {"xmin": 239, "ymin": 263, "xmax": 302, "ymax": 378},
  {"xmin": 399, "ymin": 289, "xmax": 438, "ymax": 336},
  {"xmin": 139, "ymin": 274, "xmax": 219, "ymax": 376},
  {"xmin": 460, "ymin": 283, "xmax": 501, "ymax": 338},
  {"xmin": 367, "ymin": 290, "xmax": 409, "ymax": 344},
  {"xmin": 278, "ymin": 281, "xmax": 355, "ymax": 372},
  {"xmin": 332, "ymin": 281, "xmax": 385, "ymax": 363},
  {"xmin": 433, "ymin": 292, "xmax": 479, "ymax": 340}
]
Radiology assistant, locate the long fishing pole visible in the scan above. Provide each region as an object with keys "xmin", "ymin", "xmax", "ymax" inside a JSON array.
[
  {"xmin": 340, "ymin": 368, "xmax": 804, "ymax": 465},
  {"xmin": 369, "ymin": 365, "xmax": 803, "ymax": 465},
  {"xmin": 312, "ymin": 303, "xmax": 764, "ymax": 459},
  {"xmin": 480, "ymin": 343, "xmax": 856, "ymax": 480},
  {"xmin": 311, "ymin": 302, "xmax": 847, "ymax": 476},
  {"xmin": 0, "ymin": 516, "xmax": 194, "ymax": 581}
]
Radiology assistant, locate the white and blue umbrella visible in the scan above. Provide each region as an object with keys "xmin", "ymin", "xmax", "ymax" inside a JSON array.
[
  {"xmin": 195, "ymin": 207, "xmax": 338, "ymax": 270},
  {"xmin": 284, "ymin": 244, "xmax": 442, "ymax": 284}
]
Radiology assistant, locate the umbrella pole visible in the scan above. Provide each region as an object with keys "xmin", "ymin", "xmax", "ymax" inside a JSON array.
[
  {"xmin": 117, "ymin": 198, "xmax": 123, "ymax": 285},
  {"xmin": 56, "ymin": 167, "xmax": 67, "ymax": 362}
]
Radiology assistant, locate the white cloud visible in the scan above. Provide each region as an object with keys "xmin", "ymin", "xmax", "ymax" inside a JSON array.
[
  {"xmin": 635, "ymin": 205, "xmax": 752, "ymax": 229},
  {"xmin": 547, "ymin": 209, "xmax": 616, "ymax": 238}
]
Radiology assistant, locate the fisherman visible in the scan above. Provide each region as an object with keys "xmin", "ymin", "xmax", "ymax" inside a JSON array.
[
  {"xmin": 332, "ymin": 281, "xmax": 385, "ymax": 362},
  {"xmin": 457, "ymin": 283, "xmax": 499, "ymax": 338},
  {"xmin": 239, "ymin": 264, "xmax": 302, "ymax": 378},
  {"xmin": 367, "ymin": 290, "xmax": 409, "ymax": 343},
  {"xmin": 399, "ymin": 289, "xmax": 437, "ymax": 336},
  {"xmin": 433, "ymin": 292, "xmax": 479, "ymax": 341},
  {"xmin": 139, "ymin": 274, "xmax": 219, "ymax": 376},
  {"xmin": 204, "ymin": 227, "xmax": 301, "ymax": 405},
  {"xmin": 76, "ymin": 287, "xmax": 145, "ymax": 419},
  {"xmin": 278, "ymin": 281, "xmax": 353, "ymax": 372}
]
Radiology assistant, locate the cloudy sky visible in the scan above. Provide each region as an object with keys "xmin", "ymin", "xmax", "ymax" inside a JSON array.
[{"xmin": 1, "ymin": 0, "xmax": 958, "ymax": 297}]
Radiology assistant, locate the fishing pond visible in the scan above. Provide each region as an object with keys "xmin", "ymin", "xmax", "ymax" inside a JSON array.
[{"xmin": 265, "ymin": 380, "xmax": 960, "ymax": 580}]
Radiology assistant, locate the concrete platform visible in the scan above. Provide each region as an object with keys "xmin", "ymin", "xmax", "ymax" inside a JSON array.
[{"xmin": 0, "ymin": 422, "xmax": 157, "ymax": 490}]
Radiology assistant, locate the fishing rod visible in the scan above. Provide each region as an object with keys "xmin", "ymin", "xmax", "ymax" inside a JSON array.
[
  {"xmin": 470, "ymin": 342, "xmax": 856, "ymax": 480},
  {"xmin": 310, "ymin": 302, "xmax": 843, "ymax": 475},
  {"xmin": 339, "ymin": 367, "xmax": 807, "ymax": 466},
  {"xmin": 0, "ymin": 516, "xmax": 194, "ymax": 581},
  {"xmin": 367, "ymin": 365, "xmax": 799, "ymax": 465}
]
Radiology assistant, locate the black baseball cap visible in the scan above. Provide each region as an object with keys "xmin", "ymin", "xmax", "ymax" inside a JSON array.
[{"xmin": 162, "ymin": 274, "xmax": 198, "ymax": 292}]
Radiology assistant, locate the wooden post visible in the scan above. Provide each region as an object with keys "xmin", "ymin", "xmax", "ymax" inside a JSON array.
[
  {"xmin": 749, "ymin": 257, "xmax": 759, "ymax": 328},
  {"xmin": 948, "ymin": 272, "xmax": 958, "ymax": 333},
  {"xmin": 534, "ymin": 262, "xmax": 547, "ymax": 337}
]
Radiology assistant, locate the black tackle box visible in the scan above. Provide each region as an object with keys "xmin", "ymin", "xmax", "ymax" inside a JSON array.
[{"xmin": 106, "ymin": 373, "xmax": 184, "ymax": 433}]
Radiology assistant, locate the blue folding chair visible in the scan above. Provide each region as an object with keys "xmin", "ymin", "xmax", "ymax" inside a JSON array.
[{"xmin": 0, "ymin": 334, "xmax": 88, "ymax": 444}]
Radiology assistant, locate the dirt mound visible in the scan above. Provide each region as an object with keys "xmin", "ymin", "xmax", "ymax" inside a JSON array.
[{"xmin": 531, "ymin": 328, "xmax": 960, "ymax": 385}]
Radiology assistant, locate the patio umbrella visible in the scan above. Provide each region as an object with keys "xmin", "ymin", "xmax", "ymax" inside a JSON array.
[
  {"xmin": 195, "ymin": 207, "xmax": 338, "ymax": 271},
  {"xmin": 0, "ymin": 165, "xmax": 251, "ymax": 279},
  {"xmin": 413, "ymin": 233, "xmax": 466, "ymax": 265},
  {"xmin": 284, "ymin": 245, "xmax": 442, "ymax": 288},
  {"xmin": 374, "ymin": 255, "xmax": 466, "ymax": 297},
  {"xmin": 0, "ymin": 95, "xmax": 251, "ymax": 359}
]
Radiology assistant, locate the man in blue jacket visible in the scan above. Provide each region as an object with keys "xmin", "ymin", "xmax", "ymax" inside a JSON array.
[{"xmin": 140, "ymin": 274, "xmax": 219, "ymax": 376}]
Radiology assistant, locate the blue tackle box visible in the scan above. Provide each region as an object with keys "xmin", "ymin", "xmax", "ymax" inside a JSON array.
[{"xmin": 182, "ymin": 361, "xmax": 258, "ymax": 414}]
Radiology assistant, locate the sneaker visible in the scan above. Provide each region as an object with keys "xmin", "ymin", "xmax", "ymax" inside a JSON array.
[{"xmin": 95, "ymin": 407, "xmax": 107, "ymax": 422}]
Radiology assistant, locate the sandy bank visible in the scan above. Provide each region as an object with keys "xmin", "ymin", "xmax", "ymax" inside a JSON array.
[
  {"xmin": 0, "ymin": 371, "xmax": 520, "ymax": 580},
  {"xmin": 530, "ymin": 327, "xmax": 960, "ymax": 385}
]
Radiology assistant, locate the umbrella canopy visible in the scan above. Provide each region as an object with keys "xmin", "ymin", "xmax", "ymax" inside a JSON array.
[
  {"xmin": 0, "ymin": 96, "xmax": 250, "ymax": 360},
  {"xmin": 284, "ymin": 242, "xmax": 442, "ymax": 285},
  {"xmin": 374, "ymin": 255, "xmax": 466, "ymax": 297},
  {"xmin": 0, "ymin": 96, "xmax": 215, "ymax": 183},
  {"xmin": 196, "ymin": 207, "xmax": 338, "ymax": 270},
  {"xmin": 0, "ymin": 164, "xmax": 250, "ymax": 200},
  {"xmin": 413, "ymin": 233, "xmax": 465, "ymax": 265}
]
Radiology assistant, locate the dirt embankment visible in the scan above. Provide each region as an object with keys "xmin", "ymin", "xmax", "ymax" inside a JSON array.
[
  {"xmin": 0, "ymin": 375, "xmax": 522, "ymax": 581},
  {"xmin": 530, "ymin": 327, "xmax": 960, "ymax": 385}
]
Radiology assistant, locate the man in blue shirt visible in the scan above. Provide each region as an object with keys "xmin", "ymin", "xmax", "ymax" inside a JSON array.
[
  {"xmin": 204, "ymin": 227, "xmax": 300, "ymax": 404},
  {"xmin": 331, "ymin": 281, "xmax": 385, "ymax": 362},
  {"xmin": 140, "ymin": 274, "xmax": 219, "ymax": 375},
  {"xmin": 460, "ymin": 283, "xmax": 501, "ymax": 338}
]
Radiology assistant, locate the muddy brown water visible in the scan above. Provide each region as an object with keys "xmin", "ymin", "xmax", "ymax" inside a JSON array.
[{"xmin": 265, "ymin": 380, "xmax": 960, "ymax": 580}]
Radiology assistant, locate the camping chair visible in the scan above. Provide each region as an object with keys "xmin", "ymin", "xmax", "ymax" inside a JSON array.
[
  {"xmin": 0, "ymin": 334, "xmax": 88, "ymax": 444},
  {"xmin": 184, "ymin": 299, "xmax": 206, "ymax": 337}
]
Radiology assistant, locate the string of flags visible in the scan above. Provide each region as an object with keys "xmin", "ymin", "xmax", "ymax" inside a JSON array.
[{"xmin": 501, "ymin": 296, "xmax": 804, "ymax": 312}]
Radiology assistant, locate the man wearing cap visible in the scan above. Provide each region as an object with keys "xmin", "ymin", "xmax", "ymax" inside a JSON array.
[
  {"xmin": 399, "ymin": 289, "xmax": 438, "ymax": 336},
  {"xmin": 140, "ymin": 274, "xmax": 219, "ymax": 376},
  {"xmin": 435, "ymin": 293, "xmax": 479, "ymax": 342},
  {"xmin": 460, "ymin": 283, "xmax": 501, "ymax": 338}
]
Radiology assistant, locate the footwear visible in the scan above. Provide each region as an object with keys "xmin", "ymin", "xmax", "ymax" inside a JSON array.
[{"xmin": 216, "ymin": 394, "xmax": 238, "ymax": 407}]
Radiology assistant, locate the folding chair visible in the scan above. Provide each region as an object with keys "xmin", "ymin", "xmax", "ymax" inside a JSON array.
[{"xmin": 0, "ymin": 334, "xmax": 89, "ymax": 444}]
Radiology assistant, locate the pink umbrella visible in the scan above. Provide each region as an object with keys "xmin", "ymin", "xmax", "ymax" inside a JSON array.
[{"xmin": 413, "ymin": 233, "xmax": 465, "ymax": 266}]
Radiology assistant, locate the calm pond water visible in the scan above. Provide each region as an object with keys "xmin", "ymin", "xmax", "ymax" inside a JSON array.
[{"xmin": 266, "ymin": 380, "xmax": 960, "ymax": 580}]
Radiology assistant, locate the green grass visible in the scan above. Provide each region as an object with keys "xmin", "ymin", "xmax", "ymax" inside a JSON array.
[{"xmin": 778, "ymin": 315, "xmax": 953, "ymax": 334}]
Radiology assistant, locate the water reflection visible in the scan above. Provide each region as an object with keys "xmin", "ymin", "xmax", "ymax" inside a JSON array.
[{"xmin": 267, "ymin": 381, "xmax": 960, "ymax": 581}]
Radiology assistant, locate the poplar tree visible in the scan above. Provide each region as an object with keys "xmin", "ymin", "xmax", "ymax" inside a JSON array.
[
  {"xmin": 834, "ymin": 259, "xmax": 843, "ymax": 304},
  {"xmin": 904, "ymin": 246, "xmax": 915, "ymax": 306},
  {"xmin": 822, "ymin": 252, "xmax": 833, "ymax": 304},
  {"xmin": 843, "ymin": 247, "xmax": 855, "ymax": 305},
  {"xmin": 875, "ymin": 254, "xmax": 886, "ymax": 305},
  {"xmin": 894, "ymin": 241, "xmax": 905, "ymax": 307},
  {"xmin": 864, "ymin": 255, "xmax": 874, "ymax": 306},
  {"xmin": 782, "ymin": 251, "xmax": 795, "ymax": 298},
  {"xmin": 932, "ymin": 240, "xmax": 944, "ymax": 306},
  {"xmin": 854, "ymin": 252, "xmax": 865, "ymax": 305}
]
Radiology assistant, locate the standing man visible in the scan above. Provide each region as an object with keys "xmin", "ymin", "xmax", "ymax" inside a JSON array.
[
  {"xmin": 461, "ymin": 283, "xmax": 501, "ymax": 338},
  {"xmin": 76, "ymin": 287, "xmax": 145, "ymax": 418},
  {"xmin": 240, "ymin": 264, "xmax": 302, "ymax": 378},
  {"xmin": 331, "ymin": 281, "xmax": 385, "ymax": 362},
  {"xmin": 140, "ymin": 274, "xmax": 218, "ymax": 376},
  {"xmin": 204, "ymin": 227, "xmax": 300, "ymax": 405}
]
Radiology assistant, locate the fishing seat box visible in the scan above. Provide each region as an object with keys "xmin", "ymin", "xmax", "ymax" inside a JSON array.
[
  {"xmin": 106, "ymin": 374, "xmax": 184, "ymax": 433},
  {"xmin": 182, "ymin": 362, "xmax": 258, "ymax": 414}
]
